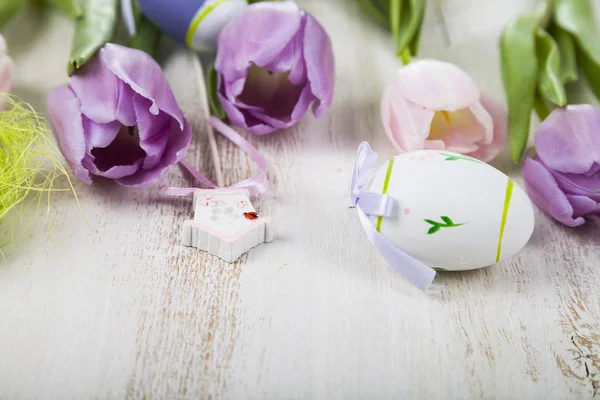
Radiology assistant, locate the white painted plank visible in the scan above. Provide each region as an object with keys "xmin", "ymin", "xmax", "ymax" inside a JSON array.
[{"xmin": 0, "ymin": 0, "xmax": 599, "ymax": 398}]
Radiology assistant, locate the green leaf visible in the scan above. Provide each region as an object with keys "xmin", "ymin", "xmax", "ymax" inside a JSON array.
[
  {"xmin": 407, "ymin": 0, "xmax": 426, "ymax": 57},
  {"xmin": 357, "ymin": 0, "xmax": 389, "ymax": 29},
  {"xmin": 441, "ymin": 216, "xmax": 453, "ymax": 225},
  {"xmin": 0, "ymin": 0, "xmax": 25, "ymax": 29},
  {"xmin": 207, "ymin": 64, "xmax": 227, "ymax": 120},
  {"xmin": 395, "ymin": 0, "xmax": 425, "ymax": 58},
  {"xmin": 424, "ymin": 219, "xmax": 438, "ymax": 226},
  {"xmin": 550, "ymin": 24, "xmax": 578, "ymax": 84},
  {"xmin": 373, "ymin": 0, "xmax": 390, "ymax": 14},
  {"xmin": 128, "ymin": 13, "xmax": 161, "ymax": 56},
  {"xmin": 554, "ymin": 0, "xmax": 600, "ymax": 101},
  {"xmin": 533, "ymin": 90, "xmax": 552, "ymax": 121},
  {"xmin": 500, "ymin": 9, "xmax": 544, "ymax": 162},
  {"xmin": 389, "ymin": 0, "xmax": 402, "ymax": 43},
  {"xmin": 67, "ymin": 0, "xmax": 119, "ymax": 76},
  {"xmin": 427, "ymin": 225, "xmax": 440, "ymax": 235},
  {"xmin": 535, "ymin": 28, "xmax": 567, "ymax": 107},
  {"xmin": 45, "ymin": 0, "xmax": 82, "ymax": 19}
]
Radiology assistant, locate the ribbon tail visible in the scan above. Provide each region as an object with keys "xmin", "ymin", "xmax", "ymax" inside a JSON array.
[
  {"xmin": 357, "ymin": 205, "xmax": 436, "ymax": 291},
  {"xmin": 160, "ymin": 185, "xmax": 197, "ymax": 198},
  {"xmin": 179, "ymin": 158, "xmax": 218, "ymax": 189},
  {"xmin": 228, "ymin": 174, "xmax": 270, "ymax": 196}
]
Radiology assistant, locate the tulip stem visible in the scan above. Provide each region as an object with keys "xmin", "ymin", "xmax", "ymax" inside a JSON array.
[
  {"xmin": 191, "ymin": 52, "xmax": 224, "ymax": 187},
  {"xmin": 399, "ymin": 48, "xmax": 412, "ymax": 65}
]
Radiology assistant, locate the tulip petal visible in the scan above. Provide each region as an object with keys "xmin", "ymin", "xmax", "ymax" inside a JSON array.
[
  {"xmin": 133, "ymin": 93, "xmax": 170, "ymax": 170},
  {"xmin": 116, "ymin": 118, "xmax": 192, "ymax": 187},
  {"xmin": 381, "ymin": 86, "xmax": 434, "ymax": 153},
  {"xmin": 82, "ymin": 153, "xmax": 144, "ymax": 180},
  {"xmin": 522, "ymin": 156, "xmax": 585, "ymax": 227},
  {"xmin": 303, "ymin": 13, "xmax": 334, "ymax": 117},
  {"xmin": 535, "ymin": 104, "xmax": 600, "ymax": 174},
  {"xmin": 48, "ymin": 85, "xmax": 92, "ymax": 184},
  {"xmin": 100, "ymin": 43, "xmax": 186, "ymax": 129},
  {"xmin": 83, "ymin": 117, "xmax": 121, "ymax": 152},
  {"xmin": 467, "ymin": 93, "xmax": 508, "ymax": 162},
  {"xmin": 550, "ymin": 167, "xmax": 600, "ymax": 201},
  {"xmin": 393, "ymin": 59, "xmax": 480, "ymax": 111},
  {"xmin": 566, "ymin": 194, "xmax": 600, "ymax": 218},
  {"xmin": 247, "ymin": 85, "xmax": 313, "ymax": 131},
  {"xmin": 215, "ymin": 1, "xmax": 302, "ymax": 82},
  {"xmin": 93, "ymin": 158, "xmax": 145, "ymax": 180},
  {"xmin": 70, "ymin": 54, "xmax": 123, "ymax": 124},
  {"xmin": 426, "ymin": 107, "xmax": 485, "ymax": 153},
  {"xmin": 115, "ymin": 81, "xmax": 137, "ymax": 126},
  {"xmin": 469, "ymin": 100, "xmax": 494, "ymax": 145}
]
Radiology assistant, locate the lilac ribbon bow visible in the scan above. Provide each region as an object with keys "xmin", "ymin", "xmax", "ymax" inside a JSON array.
[
  {"xmin": 162, "ymin": 116, "xmax": 269, "ymax": 197},
  {"xmin": 351, "ymin": 142, "xmax": 436, "ymax": 291}
]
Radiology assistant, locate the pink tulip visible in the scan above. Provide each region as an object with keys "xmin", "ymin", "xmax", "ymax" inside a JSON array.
[
  {"xmin": 0, "ymin": 34, "xmax": 13, "ymax": 109},
  {"xmin": 381, "ymin": 59, "xmax": 507, "ymax": 162}
]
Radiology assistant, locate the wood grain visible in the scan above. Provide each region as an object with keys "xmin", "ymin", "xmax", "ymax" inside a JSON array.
[{"xmin": 1, "ymin": 0, "xmax": 600, "ymax": 399}]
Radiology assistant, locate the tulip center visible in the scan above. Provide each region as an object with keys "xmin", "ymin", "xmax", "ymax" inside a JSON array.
[
  {"xmin": 238, "ymin": 63, "xmax": 303, "ymax": 120},
  {"xmin": 91, "ymin": 125, "xmax": 146, "ymax": 171},
  {"xmin": 428, "ymin": 109, "xmax": 480, "ymax": 141}
]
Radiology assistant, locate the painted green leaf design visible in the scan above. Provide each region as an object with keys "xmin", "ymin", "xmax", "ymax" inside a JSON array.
[
  {"xmin": 439, "ymin": 153, "xmax": 482, "ymax": 163},
  {"xmin": 554, "ymin": 0, "xmax": 600, "ymax": 101},
  {"xmin": 0, "ymin": 0, "xmax": 24, "ymax": 29},
  {"xmin": 425, "ymin": 216, "xmax": 465, "ymax": 234},
  {"xmin": 535, "ymin": 28, "xmax": 567, "ymax": 107},
  {"xmin": 550, "ymin": 24, "xmax": 578, "ymax": 84},
  {"xmin": 433, "ymin": 267, "xmax": 448, "ymax": 272},
  {"xmin": 46, "ymin": 0, "xmax": 82, "ymax": 19},
  {"xmin": 207, "ymin": 63, "xmax": 227, "ymax": 120},
  {"xmin": 68, "ymin": 0, "xmax": 119, "ymax": 76},
  {"xmin": 500, "ymin": 6, "xmax": 545, "ymax": 162},
  {"xmin": 441, "ymin": 216, "xmax": 453, "ymax": 225},
  {"xmin": 428, "ymin": 225, "xmax": 441, "ymax": 235}
]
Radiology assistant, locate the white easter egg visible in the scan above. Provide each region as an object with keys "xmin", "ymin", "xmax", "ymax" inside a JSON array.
[{"xmin": 368, "ymin": 150, "xmax": 534, "ymax": 271}]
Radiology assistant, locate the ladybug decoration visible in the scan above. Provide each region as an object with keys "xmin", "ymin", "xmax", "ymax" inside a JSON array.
[
  {"xmin": 243, "ymin": 212, "xmax": 259, "ymax": 221},
  {"xmin": 135, "ymin": 0, "xmax": 248, "ymax": 51}
]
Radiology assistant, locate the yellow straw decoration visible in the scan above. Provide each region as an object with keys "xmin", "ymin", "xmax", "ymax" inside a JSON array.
[{"xmin": 0, "ymin": 96, "xmax": 81, "ymax": 258}]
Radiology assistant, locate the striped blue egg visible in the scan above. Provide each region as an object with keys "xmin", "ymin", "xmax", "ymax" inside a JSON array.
[{"xmin": 137, "ymin": 0, "xmax": 247, "ymax": 50}]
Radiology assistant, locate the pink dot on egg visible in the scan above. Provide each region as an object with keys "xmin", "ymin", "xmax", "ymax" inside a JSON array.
[{"xmin": 404, "ymin": 208, "xmax": 410, "ymax": 215}]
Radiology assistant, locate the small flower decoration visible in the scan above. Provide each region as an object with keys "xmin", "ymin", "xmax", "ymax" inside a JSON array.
[
  {"xmin": 237, "ymin": 199, "xmax": 249, "ymax": 208},
  {"xmin": 381, "ymin": 59, "xmax": 507, "ymax": 162},
  {"xmin": 522, "ymin": 105, "xmax": 600, "ymax": 227},
  {"xmin": 214, "ymin": 0, "xmax": 335, "ymax": 135},
  {"xmin": 0, "ymin": 34, "xmax": 13, "ymax": 109},
  {"xmin": 48, "ymin": 43, "xmax": 192, "ymax": 187}
]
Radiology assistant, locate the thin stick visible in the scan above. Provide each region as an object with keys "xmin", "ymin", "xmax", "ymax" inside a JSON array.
[{"xmin": 190, "ymin": 51, "xmax": 224, "ymax": 187}]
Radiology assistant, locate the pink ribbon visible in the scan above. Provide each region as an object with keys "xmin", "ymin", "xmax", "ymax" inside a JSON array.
[{"xmin": 162, "ymin": 117, "xmax": 269, "ymax": 197}]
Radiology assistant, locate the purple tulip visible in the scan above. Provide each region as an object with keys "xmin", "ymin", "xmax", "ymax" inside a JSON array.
[
  {"xmin": 48, "ymin": 43, "xmax": 192, "ymax": 187},
  {"xmin": 522, "ymin": 105, "xmax": 600, "ymax": 227},
  {"xmin": 215, "ymin": 0, "xmax": 335, "ymax": 135}
]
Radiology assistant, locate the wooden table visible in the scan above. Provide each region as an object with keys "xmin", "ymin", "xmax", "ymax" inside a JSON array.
[{"xmin": 2, "ymin": 0, "xmax": 599, "ymax": 398}]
